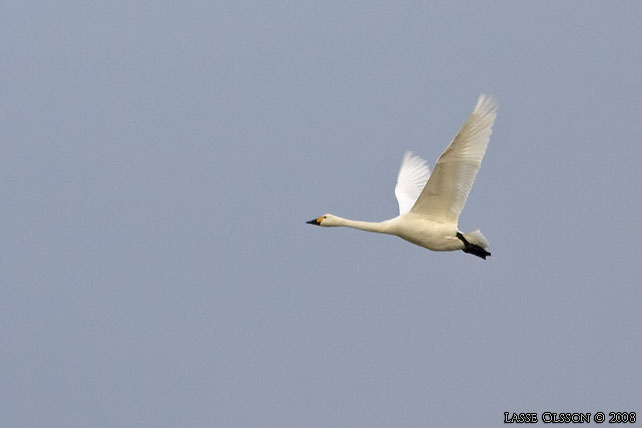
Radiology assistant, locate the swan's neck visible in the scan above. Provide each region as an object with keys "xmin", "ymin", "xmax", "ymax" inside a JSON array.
[{"xmin": 334, "ymin": 216, "xmax": 393, "ymax": 234}]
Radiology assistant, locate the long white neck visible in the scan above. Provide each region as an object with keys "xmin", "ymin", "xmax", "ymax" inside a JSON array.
[{"xmin": 332, "ymin": 216, "xmax": 393, "ymax": 234}]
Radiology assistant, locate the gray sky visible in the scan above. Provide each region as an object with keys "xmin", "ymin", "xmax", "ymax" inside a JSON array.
[{"xmin": 2, "ymin": 1, "xmax": 641, "ymax": 427}]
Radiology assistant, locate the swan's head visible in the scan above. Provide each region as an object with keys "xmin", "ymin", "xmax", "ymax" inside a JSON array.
[{"xmin": 306, "ymin": 214, "xmax": 339, "ymax": 227}]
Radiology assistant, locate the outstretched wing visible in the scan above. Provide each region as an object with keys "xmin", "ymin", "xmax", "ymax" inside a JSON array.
[
  {"xmin": 394, "ymin": 151, "xmax": 431, "ymax": 215},
  {"xmin": 410, "ymin": 94, "xmax": 498, "ymax": 223}
]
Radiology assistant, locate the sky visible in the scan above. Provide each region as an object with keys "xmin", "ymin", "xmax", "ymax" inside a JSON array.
[{"xmin": 2, "ymin": 1, "xmax": 641, "ymax": 427}]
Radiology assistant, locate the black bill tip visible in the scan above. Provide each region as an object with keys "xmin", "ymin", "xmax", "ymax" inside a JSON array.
[{"xmin": 306, "ymin": 218, "xmax": 321, "ymax": 225}]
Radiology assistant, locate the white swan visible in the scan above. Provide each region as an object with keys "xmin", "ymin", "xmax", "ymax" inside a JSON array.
[{"xmin": 307, "ymin": 94, "xmax": 498, "ymax": 259}]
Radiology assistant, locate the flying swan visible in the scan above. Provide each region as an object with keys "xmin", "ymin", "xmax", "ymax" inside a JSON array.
[{"xmin": 307, "ymin": 94, "xmax": 498, "ymax": 259}]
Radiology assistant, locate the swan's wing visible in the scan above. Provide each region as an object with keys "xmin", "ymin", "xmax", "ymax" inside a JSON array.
[
  {"xmin": 394, "ymin": 151, "xmax": 431, "ymax": 215},
  {"xmin": 410, "ymin": 94, "xmax": 498, "ymax": 223}
]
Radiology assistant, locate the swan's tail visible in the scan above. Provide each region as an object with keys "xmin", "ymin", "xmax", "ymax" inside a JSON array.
[{"xmin": 457, "ymin": 230, "xmax": 491, "ymax": 260}]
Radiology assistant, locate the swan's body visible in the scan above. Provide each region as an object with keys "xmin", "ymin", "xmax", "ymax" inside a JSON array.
[{"xmin": 307, "ymin": 94, "xmax": 497, "ymax": 259}]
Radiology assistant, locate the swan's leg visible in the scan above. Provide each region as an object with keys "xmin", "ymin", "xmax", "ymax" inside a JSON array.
[{"xmin": 456, "ymin": 232, "xmax": 491, "ymax": 260}]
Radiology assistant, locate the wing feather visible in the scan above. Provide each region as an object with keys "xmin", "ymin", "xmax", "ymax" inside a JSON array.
[
  {"xmin": 394, "ymin": 151, "xmax": 431, "ymax": 215},
  {"xmin": 410, "ymin": 94, "xmax": 498, "ymax": 223}
]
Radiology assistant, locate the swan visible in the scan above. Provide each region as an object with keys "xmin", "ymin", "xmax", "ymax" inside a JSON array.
[{"xmin": 306, "ymin": 94, "xmax": 498, "ymax": 259}]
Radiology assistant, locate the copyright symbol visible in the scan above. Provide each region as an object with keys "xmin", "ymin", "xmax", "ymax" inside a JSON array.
[{"xmin": 594, "ymin": 412, "xmax": 605, "ymax": 423}]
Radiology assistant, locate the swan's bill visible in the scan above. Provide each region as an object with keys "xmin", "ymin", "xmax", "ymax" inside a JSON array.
[{"xmin": 306, "ymin": 217, "xmax": 323, "ymax": 226}]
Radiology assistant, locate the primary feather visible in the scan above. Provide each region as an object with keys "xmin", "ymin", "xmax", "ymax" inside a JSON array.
[{"xmin": 394, "ymin": 151, "xmax": 431, "ymax": 215}]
